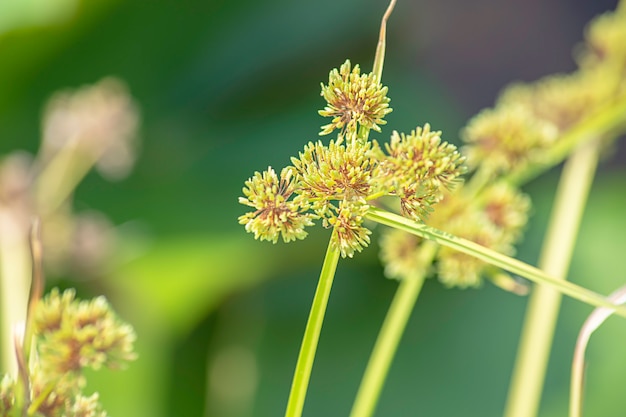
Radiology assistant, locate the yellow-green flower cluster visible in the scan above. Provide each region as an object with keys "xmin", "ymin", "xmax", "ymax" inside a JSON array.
[
  {"xmin": 0, "ymin": 288, "xmax": 136, "ymax": 417},
  {"xmin": 389, "ymin": 7, "xmax": 626, "ymax": 289},
  {"xmin": 463, "ymin": 7, "xmax": 626, "ymax": 177},
  {"xmin": 0, "ymin": 374, "xmax": 13, "ymax": 415},
  {"xmin": 462, "ymin": 105, "xmax": 557, "ymax": 173},
  {"xmin": 319, "ymin": 60, "xmax": 392, "ymax": 142},
  {"xmin": 375, "ymin": 125, "xmax": 466, "ymax": 220},
  {"xmin": 239, "ymin": 61, "xmax": 466, "ymax": 258},
  {"xmin": 238, "ymin": 167, "xmax": 316, "ymax": 244},
  {"xmin": 380, "ymin": 183, "xmax": 530, "ymax": 287},
  {"xmin": 578, "ymin": 7, "xmax": 626, "ymax": 73},
  {"xmin": 35, "ymin": 289, "xmax": 136, "ymax": 375}
]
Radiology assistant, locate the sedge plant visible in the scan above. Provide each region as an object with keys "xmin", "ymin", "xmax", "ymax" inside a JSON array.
[
  {"xmin": 0, "ymin": 77, "xmax": 141, "ymax": 416},
  {"xmin": 238, "ymin": 1, "xmax": 626, "ymax": 416}
]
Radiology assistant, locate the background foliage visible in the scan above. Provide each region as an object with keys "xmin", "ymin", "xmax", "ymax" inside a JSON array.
[{"xmin": 0, "ymin": 0, "xmax": 624, "ymax": 416}]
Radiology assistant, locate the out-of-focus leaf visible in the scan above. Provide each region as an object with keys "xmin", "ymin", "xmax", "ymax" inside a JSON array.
[{"xmin": 108, "ymin": 233, "xmax": 324, "ymax": 338}]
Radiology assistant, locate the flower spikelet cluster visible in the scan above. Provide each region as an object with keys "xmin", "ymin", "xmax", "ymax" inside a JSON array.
[
  {"xmin": 319, "ymin": 60, "xmax": 392, "ymax": 141},
  {"xmin": 41, "ymin": 77, "xmax": 140, "ymax": 180},
  {"xmin": 379, "ymin": 183, "xmax": 530, "ymax": 288},
  {"xmin": 578, "ymin": 8, "xmax": 626, "ymax": 72},
  {"xmin": 498, "ymin": 71, "xmax": 614, "ymax": 133},
  {"xmin": 239, "ymin": 61, "xmax": 465, "ymax": 259},
  {"xmin": 35, "ymin": 288, "xmax": 137, "ymax": 375},
  {"xmin": 432, "ymin": 184, "xmax": 530, "ymax": 288},
  {"xmin": 292, "ymin": 139, "xmax": 377, "ymax": 207},
  {"xmin": 1, "ymin": 370, "xmax": 109, "ymax": 417},
  {"xmin": 379, "ymin": 229, "xmax": 425, "ymax": 280},
  {"xmin": 462, "ymin": 105, "xmax": 557, "ymax": 174},
  {"xmin": 0, "ymin": 289, "xmax": 136, "ymax": 417},
  {"xmin": 376, "ymin": 124, "xmax": 466, "ymax": 220},
  {"xmin": 461, "ymin": 8, "xmax": 626, "ymax": 182},
  {"xmin": 327, "ymin": 201, "xmax": 371, "ymax": 258},
  {"xmin": 66, "ymin": 393, "xmax": 107, "ymax": 417},
  {"xmin": 238, "ymin": 167, "xmax": 315, "ymax": 243}
]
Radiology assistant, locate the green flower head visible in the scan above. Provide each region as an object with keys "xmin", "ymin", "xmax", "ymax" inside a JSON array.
[
  {"xmin": 291, "ymin": 139, "xmax": 378, "ymax": 206},
  {"xmin": 326, "ymin": 200, "xmax": 371, "ymax": 258},
  {"xmin": 35, "ymin": 288, "xmax": 137, "ymax": 375},
  {"xmin": 238, "ymin": 166, "xmax": 316, "ymax": 244},
  {"xmin": 319, "ymin": 60, "xmax": 392, "ymax": 142},
  {"xmin": 462, "ymin": 104, "xmax": 557, "ymax": 174}
]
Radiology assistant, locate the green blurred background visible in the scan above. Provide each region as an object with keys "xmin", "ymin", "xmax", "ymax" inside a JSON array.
[{"xmin": 1, "ymin": 0, "xmax": 625, "ymax": 416}]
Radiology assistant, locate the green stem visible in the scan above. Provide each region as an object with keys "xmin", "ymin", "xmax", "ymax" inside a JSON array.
[
  {"xmin": 284, "ymin": 230, "xmax": 341, "ymax": 417},
  {"xmin": 350, "ymin": 241, "xmax": 436, "ymax": 417},
  {"xmin": 23, "ymin": 219, "xmax": 44, "ymax": 364},
  {"xmin": 365, "ymin": 206, "xmax": 626, "ymax": 317},
  {"xmin": 504, "ymin": 139, "xmax": 600, "ymax": 417},
  {"xmin": 372, "ymin": 0, "xmax": 397, "ymax": 81}
]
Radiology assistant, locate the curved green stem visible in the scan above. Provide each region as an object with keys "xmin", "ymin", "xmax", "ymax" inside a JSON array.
[
  {"xmin": 504, "ymin": 139, "xmax": 600, "ymax": 417},
  {"xmin": 284, "ymin": 230, "xmax": 341, "ymax": 417},
  {"xmin": 365, "ymin": 206, "xmax": 626, "ymax": 317},
  {"xmin": 570, "ymin": 285, "xmax": 626, "ymax": 417},
  {"xmin": 372, "ymin": 0, "xmax": 397, "ymax": 81},
  {"xmin": 350, "ymin": 241, "xmax": 436, "ymax": 417}
]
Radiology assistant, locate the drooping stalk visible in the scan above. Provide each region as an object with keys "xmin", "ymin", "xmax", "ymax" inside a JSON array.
[
  {"xmin": 350, "ymin": 241, "xmax": 437, "ymax": 417},
  {"xmin": 284, "ymin": 229, "xmax": 341, "ymax": 417},
  {"xmin": 365, "ymin": 206, "xmax": 626, "ymax": 317},
  {"xmin": 570, "ymin": 285, "xmax": 626, "ymax": 417},
  {"xmin": 503, "ymin": 139, "xmax": 600, "ymax": 417}
]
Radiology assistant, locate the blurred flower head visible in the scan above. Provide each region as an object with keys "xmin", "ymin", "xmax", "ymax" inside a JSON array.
[{"xmin": 41, "ymin": 77, "xmax": 140, "ymax": 180}]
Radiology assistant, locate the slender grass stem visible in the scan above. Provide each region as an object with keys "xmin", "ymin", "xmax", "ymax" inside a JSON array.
[
  {"xmin": 23, "ymin": 219, "xmax": 44, "ymax": 363},
  {"xmin": 503, "ymin": 139, "xmax": 600, "ymax": 417},
  {"xmin": 365, "ymin": 206, "xmax": 626, "ymax": 317},
  {"xmin": 372, "ymin": 0, "xmax": 396, "ymax": 81},
  {"xmin": 350, "ymin": 241, "xmax": 436, "ymax": 417},
  {"xmin": 284, "ymin": 229, "xmax": 341, "ymax": 417}
]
